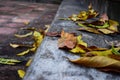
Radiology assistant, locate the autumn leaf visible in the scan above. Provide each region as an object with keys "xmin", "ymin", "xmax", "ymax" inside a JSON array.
[
  {"xmin": 26, "ymin": 58, "xmax": 32, "ymax": 67},
  {"xmin": 58, "ymin": 30, "xmax": 77, "ymax": 49},
  {"xmin": 98, "ymin": 28, "xmax": 114, "ymax": 34},
  {"xmin": 112, "ymin": 46, "xmax": 120, "ymax": 55},
  {"xmin": 10, "ymin": 43, "xmax": 33, "ymax": 48},
  {"xmin": 46, "ymin": 32, "xmax": 60, "ymax": 37},
  {"xmin": 108, "ymin": 20, "xmax": 119, "ymax": 32},
  {"xmin": 17, "ymin": 49, "xmax": 30, "ymax": 56},
  {"xmin": 69, "ymin": 14, "xmax": 80, "ymax": 21},
  {"xmin": 0, "ymin": 58, "xmax": 21, "ymax": 65},
  {"xmin": 15, "ymin": 32, "xmax": 33, "ymax": 38},
  {"xmin": 10, "ymin": 43, "xmax": 20, "ymax": 48},
  {"xmin": 85, "ymin": 48, "xmax": 118, "ymax": 57},
  {"xmin": 78, "ymin": 26, "xmax": 101, "ymax": 34},
  {"xmin": 18, "ymin": 70, "xmax": 25, "ymax": 78},
  {"xmin": 88, "ymin": 22, "xmax": 109, "ymax": 29},
  {"xmin": 69, "ymin": 56, "xmax": 120, "ymax": 72},
  {"xmin": 70, "ymin": 35, "xmax": 87, "ymax": 54}
]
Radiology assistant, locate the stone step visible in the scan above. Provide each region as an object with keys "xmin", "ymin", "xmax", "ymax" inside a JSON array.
[{"xmin": 24, "ymin": 0, "xmax": 120, "ymax": 80}]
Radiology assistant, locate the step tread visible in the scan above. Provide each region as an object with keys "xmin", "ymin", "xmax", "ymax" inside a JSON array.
[{"xmin": 24, "ymin": 0, "xmax": 120, "ymax": 80}]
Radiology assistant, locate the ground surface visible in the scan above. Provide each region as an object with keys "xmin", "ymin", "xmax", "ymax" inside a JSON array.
[{"xmin": 0, "ymin": 0, "xmax": 59, "ymax": 80}]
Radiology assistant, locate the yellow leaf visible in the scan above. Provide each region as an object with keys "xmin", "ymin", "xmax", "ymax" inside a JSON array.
[
  {"xmin": 24, "ymin": 21, "xmax": 29, "ymax": 25},
  {"xmin": 70, "ymin": 35, "xmax": 87, "ymax": 54},
  {"xmin": 77, "ymin": 35, "xmax": 87, "ymax": 47},
  {"xmin": 45, "ymin": 25, "xmax": 51, "ymax": 33},
  {"xmin": 10, "ymin": 43, "xmax": 19, "ymax": 48},
  {"xmin": 18, "ymin": 70, "xmax": 25, "ymax": 78},
  {"xmin": 26, "ymin": 59, "xmax": 32, "ymax": 67},
  {"xmin": 86, "ymin": 47, "xmax": 120, "ymax": 56},
  {"xmin": 108, "ymin": 20, "xmax": 119, "ymax": 32},
  {"xmin": 78, "ymin": 27, "xmax": 101, "ymax": 34},
  {"xmin": 98, "ymin": 29, "xmax": 114, "ymax": 34},
  {"xmin": 17, "ymin": 49, "xmax": 30, "ymax": 56},
  {"xmin": 15, "ymin": 32, "xmax": 33, "ymax": 38},
  {"xmin": 33, "ymin": 31, "xmax": 43, "ymax": 47},
  {"xmin": 70, "ymin": 45, "xmax": 86, "ymax": 54},
  {"xmin": 70, "ymin": 56, "xmax": 120, "ymax": 68}
]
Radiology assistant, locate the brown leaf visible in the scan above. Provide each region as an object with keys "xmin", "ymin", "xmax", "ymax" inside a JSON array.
[
  {"xmin": 46, "ymin": 32, "xmax": 60, "ymax": 37},
  {"xmin": 100, "ymin": 13, "xmax": 109, "ymax": 22},
  {"xmin": 58, "ymin": 30, "xmax": 77, "ymax": 49},
  {"xmin": 70, "ymin": 56, "xmax": 120, "ymax": 72},
  {"xmin": 78, "ymin": 27, "xmax": 101, "ymax": 34}
]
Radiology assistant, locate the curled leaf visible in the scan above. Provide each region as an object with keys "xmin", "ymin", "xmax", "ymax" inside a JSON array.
[
  {"xmin": 17, "ymin": 49, "xmax": 30, "ymax": 56},
  {"xmin": 18, "ymin": 70, "xmax": 25, "ymax": 78},
  {"xmin": 10, "ymin": 43, "xmax": 20, "ymax": 48},
  {"xmin": 15, "ymin": 32, "xmax": 33, "ymax": 38},
  {"xmin": 70, "ymin": 56, "xmax": 120, "ymax": 72}
]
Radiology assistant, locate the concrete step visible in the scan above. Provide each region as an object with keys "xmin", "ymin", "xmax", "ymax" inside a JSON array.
[{"xmin": 24, "ymin": 0, "xmax": 120, "ymax": 80}]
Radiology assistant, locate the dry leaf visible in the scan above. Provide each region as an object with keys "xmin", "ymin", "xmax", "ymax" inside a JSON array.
[
  {"xmin": 58, "ymin": 30, "xmax": 77, "ymax": 49},
  {"xmin": 70, "ymin": 35, "xmax": 87, "ymax": 54},
  {"xmin": 0, "ymin": 58, "xmax": 20, "ymax": 65},
  {"xmin": 15, "ymin": 32, "xmax": 33, "ymax": 38},
  {"xmin": 18, "ymin": 70, "xmax": 25, "ymax": 78},
  {"xmin": 108, "ymin": 20, "xmax": 119, "ymax": 32},
  {"xmin": 98, "ymin": 29, "xmax": 114, "ymax": 34},
  {"xmin": 46, "ymin": 32, "xmax": 60, "ymax": 37},
  {"xmin": 78, "ymin": 27, "xmax": 101, "ymax": 34},
  {"xmin": 70, "ymin": 56, "xmax": 120, "ymax": 72},
  {"xmin": 10, "ymin": 43, "xmax": 20, "ymax": 48},
  {"xmin": 17, "ymin": 49, "xmax": 30, "ymax": 56},
  {"xmin": 26, "ymin": 58, "xmax": 32, "ymax": 67}
]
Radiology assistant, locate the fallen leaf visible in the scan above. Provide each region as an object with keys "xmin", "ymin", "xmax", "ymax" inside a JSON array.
[
  {"xmin": 108, "ymin": 20, "xmax": 119, "ymax": 32},
  {"xmin": 46, "ymin": 32, "xmax": 60, "ymax": 37},
  {"xmin": 15, "ymin": 32, "xmax": 33, "ymax": 38},
  {"xmin": 10, "ymin": 43, "xmax": 20, "ymax": 48},
  {"xmin": 17, "ymin": 49, "xmax": 30, "ymax": 56},
  {"xmin": 45, "ymin": 25, "xmax": 51, "ymax": 33},
  {"xmin": 70, "ymin": 56, "xmax": 120, "ymax": 72},
  {"xmin": 98, "ymin": 28, "xmax": 114, "ymax": 34},
  {"xmin": 100, "ymin": 13, "xmax": 109, "ymax": 22},
  {"xmin": 33, "ymin": 31, "xmax": 43, "ymax": 48},
  {"xmin": 18, "ymin": 70, "xmax": 25, "ymax": 78},
  {"xmin": 58, "ymin": 30, "xmax": 77, "ymax": 49},
  {"xmin": 0, "ymin": 58, "xmax": 21, "ymax": 65},
  {"xmin": 78, "ymin": 26, "xmax": 101, "ymax": 34},
  {"xmin": 86, "ymin": 47, "xmax": 120, "ymax": 57},
  {"xmin": 112, "ymin": 46, "xmax": 120, "ymax": 55},
  {"xmin": 26, "ymin": 58, "xmax": 32, "ymax": 67},
  {"xmin": 70, "ymin": 35, "xmax": 87, "ymax": 54},
  {"xmin": 88, "ymin": 22, "xmax": 109, "ymax": 29}
]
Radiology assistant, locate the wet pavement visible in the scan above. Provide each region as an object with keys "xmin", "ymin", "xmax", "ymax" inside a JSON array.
[{"xmin": 0, "ymin": 0, "xmax": 59, "ymax": 80}]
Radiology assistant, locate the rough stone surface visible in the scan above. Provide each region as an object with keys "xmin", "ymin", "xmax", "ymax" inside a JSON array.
[{"xmin": 24, "ymin": 0, "xmax": 120, "ymax": 80}]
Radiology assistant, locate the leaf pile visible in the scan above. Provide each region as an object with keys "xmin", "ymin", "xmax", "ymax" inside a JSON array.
[
  {"xmin": 10, "ymin": 28, "xmax": 44, "ymax": 56},
  {"xmin": 58, "ymin": 30, "xmax": 120, "ymax": 73},
  {"xmin": 60, "ymin": 4, "xmax": 119, "ymax": 34}
]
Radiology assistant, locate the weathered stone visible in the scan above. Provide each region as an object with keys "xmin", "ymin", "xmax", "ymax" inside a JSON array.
[{"xmin": 24, "ymin": 0, "xmax": 120, "ymax": 80}]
